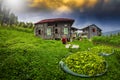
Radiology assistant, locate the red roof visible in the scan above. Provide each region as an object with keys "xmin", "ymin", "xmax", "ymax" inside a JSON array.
[{"xmin": 35, "ymin": 18, "xmax": 74, "ymax": 25}]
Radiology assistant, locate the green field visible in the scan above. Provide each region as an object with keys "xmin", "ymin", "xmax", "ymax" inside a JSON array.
[{"xmin": 0, "ymin": 26, "xmax": 120, "ymax": 80}]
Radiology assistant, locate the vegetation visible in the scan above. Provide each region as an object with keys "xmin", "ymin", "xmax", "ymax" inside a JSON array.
[
  {"xmin": 0, "ymin": 26, "xmax": 120, "ymax": 80},
  {"xmin": 0, "ymin": 26, "xmax": 68, "ymax": 80},
  {"xmin": 0, "ymin": 1, "xmax": 33, "ymax": 28},
  {"xmin": 0, "ymin": 1, "xmax": 18, "ymax": 25},
  {"xmin": 17, "ymin": 22, "xmax": 34, "ymax": 28},
  {"xmin": 68, "ymin": 39, "xmax": 94, "ymax": 51},
  {"xmin": 90, "ymin": 45, "xmax": 114, "ymax": 55},
  {"xmin": 92, "ymin": 34, "xmax": 120, "ymax": 47},
  {"xmin": 64, "ymin": 51, "xmax": 107, "ymax": 76}
]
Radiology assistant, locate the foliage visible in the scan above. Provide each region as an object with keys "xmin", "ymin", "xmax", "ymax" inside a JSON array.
[
  {"xmin": 66, "ymin": 39, "xmax": 93, "ymax": 53},
  {"xmin": 0, "ymin": 2, "xmax": 18, "ymax": 25},
  {"xmin": 0, "ymin": 26, "xmax": 69, "ymax": 80},
  {"xmin": 0, "ymin": 25, "xmax": 33, "ymax": 33},
  {"xmin": 114, "ymin": 48, "xmax": 120, "ymax": 63},
  {"xmin": 0, "ymin": 26, "xmax": 120, "ymax": 80},
  {"xmin": 90, "ymin": 45, "xmax": 114, "ymax": 55},
  {"xmin": 68, "ymin": 40, "xmax": 93, "ymax": 51},
  {"xmin": 18, "ymin": 22, "xmax": 34, "ymax": 28},
  {"xmin": 64, "ymin": 51, "xmax": 107, "ymax": 76},
  {"xmin": 0, "ymin": 2, "xmax": 34, "ymax": 28},
  {"xmin": 92, "ymin": 34, "xmax": 120, "ymax": 47}
]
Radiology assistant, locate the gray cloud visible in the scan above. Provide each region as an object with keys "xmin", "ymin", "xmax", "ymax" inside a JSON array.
[{"xmin": 7, "ymin": 0, "xmax": 120, "ymax": 32}]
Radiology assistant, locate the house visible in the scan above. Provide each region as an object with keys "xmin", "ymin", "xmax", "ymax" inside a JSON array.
[
  {"xmin": 34, "ymin": 18, "xmax": 74, "ymax": 40},
  {"xmin": 71, "ymin": 27, "xmax": 79, "ymax": 39},
  {"xmin": 79, "ymin": 24, "xmax": 102, "ymax": 39}
]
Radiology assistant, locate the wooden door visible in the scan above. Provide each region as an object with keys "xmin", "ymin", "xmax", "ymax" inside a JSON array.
[{"xmin": 54, "ymin": 27, "xmax": 61, "ymax": 39}]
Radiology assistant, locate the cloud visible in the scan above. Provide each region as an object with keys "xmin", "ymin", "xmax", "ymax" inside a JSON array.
[
  {"xmin": 26, "ymin": 0, "xmax": 120, "ymax": 17},
  {"xmin": 53, "ymin": 5, "xmax": 72, "ymax": 15},
  {"xmin": 86, "ymin": 0, "xmax": 98, "ymax": 8},
  {"xmin": 13, "ymin": 0, "xmax": 120, "ymax": 32},
  {"xmin": 26, "ymin": 0, "xmax": 100, "ymax": 14},
  {"xmin": 104, "ymin": 0, "xmax": 110, "ymax": 3},
  {"xmin": 17, "ymin": 0, "xmax": 120, "ymax": 22},
  {"xmin": 28, "ymin": 0, "xmax": 62, "ymax": 9},
  {"xmin": 2, "ymin": 0, "xmax": 27, "ymax": 13},
  {"xmin": 28, "ymin": 0, "xmax": 98, "ymax": 8}
]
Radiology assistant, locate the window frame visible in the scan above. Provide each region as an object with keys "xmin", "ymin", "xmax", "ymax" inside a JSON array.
[
  {"xmin": 47, "ymin": 28, "xmax": 52, "ymax": 36},
  {"xmin": 64, "ymin": 27, "xmax": 68, "ymax": 35}
]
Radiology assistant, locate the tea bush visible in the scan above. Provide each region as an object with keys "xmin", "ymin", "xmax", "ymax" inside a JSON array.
[
  {"xmin": 0, "ymin": 26, "xmax": 120, "ymax": 80},
  {"xmin": 64, "ymin": 51, "xmax": 107, "ymax": 77},
  {"xmin": 92, "ymin": 34, "xmax": 120, "ymax": 47}
]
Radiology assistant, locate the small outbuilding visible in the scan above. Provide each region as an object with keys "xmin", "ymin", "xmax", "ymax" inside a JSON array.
[
  {"xmin": 80, "ymin": 24, "xmax": 102, "ymax": 39},
  {"xmin": 71, "ymin": 27, "xmax": 79, "ymax": 39},
  {"xmin": 34, "ymin": 18, "xmax": 74, "ymax": 40}
]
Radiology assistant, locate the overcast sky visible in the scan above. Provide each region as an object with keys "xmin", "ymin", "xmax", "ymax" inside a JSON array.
[{"xmin": 2, "ymin": 0, "xmax": 120, "ymax": 32}]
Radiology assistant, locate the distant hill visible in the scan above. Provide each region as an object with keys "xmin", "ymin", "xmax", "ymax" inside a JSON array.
[{"xmin": 103, "ymin": 30, "xmax": 120, "ymax": 36}]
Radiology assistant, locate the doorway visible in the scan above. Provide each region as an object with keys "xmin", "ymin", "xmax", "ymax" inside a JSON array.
[{"xmin": 54, "ymin": 27, "xmax": 60, "ymax": 39}]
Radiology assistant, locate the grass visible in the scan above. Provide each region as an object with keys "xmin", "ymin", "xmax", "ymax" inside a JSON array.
[
  {"xmin": 0, "ymin": 26, "xmax": 120, "ymax": 80},
  {"xmin": 92, "ymin": 34, "xmax": 120, "ymax": 47}
]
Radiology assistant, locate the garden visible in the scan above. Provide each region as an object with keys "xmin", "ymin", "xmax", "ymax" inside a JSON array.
[{"xmin": 0, "ymin": 26, "xmax": 120, "ymax": 80}]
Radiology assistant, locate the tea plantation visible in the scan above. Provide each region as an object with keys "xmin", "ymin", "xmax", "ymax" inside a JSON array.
[{"xmin": 0, "ymin": 26, "xmax": 120, "ymax": 80}]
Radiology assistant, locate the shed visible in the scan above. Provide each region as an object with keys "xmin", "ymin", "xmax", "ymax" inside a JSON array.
[{"xmin": 80, "ymin": 24, "xmax": 102, "ymax": 39}]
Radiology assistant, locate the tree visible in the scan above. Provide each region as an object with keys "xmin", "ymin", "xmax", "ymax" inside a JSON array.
[
  {"xmin": 26, "ymin": 22, "xmax": 34, "ymax": 28},
  {"xmin": 9, "ymin": 13, "xmax": 18, "ymax": 25},
  {"xmin": 0, "ymin": 0, "xmax": 18, "ymax": 26},
  {"xmin": 0, "ymin": 1, "xmax": 3, "ymax": 24}
]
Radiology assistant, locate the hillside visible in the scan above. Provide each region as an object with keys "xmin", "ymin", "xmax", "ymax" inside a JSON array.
[{"xmin": 0, "ymin": 26, "xmax": 120, "ymax": 80}]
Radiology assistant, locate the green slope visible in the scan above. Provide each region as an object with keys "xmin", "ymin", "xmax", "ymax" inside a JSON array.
[{"xmin": 0, "ymin": 26, "xmax": 120, "ymax": 80}]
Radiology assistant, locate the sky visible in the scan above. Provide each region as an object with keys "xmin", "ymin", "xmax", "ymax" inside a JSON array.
[{"xmin": 2, "ymin": 0, "xmax": 120, "ymax": 32}]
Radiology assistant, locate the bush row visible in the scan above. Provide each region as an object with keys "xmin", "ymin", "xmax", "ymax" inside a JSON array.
[{"xmin": 92, "ymin": 34, "xmax": 120, "ymax": 47}]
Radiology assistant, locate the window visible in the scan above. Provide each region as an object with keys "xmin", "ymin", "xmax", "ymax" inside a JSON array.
[
  {"xmin": 48, "ymin": 23, "xmax": 53, "ymax": 26},
  {"xmin": 38, "ymin": 29, "xmax": 41, "ymax": 35},
  {"xmin": 64, "ymin": 28, "xmax": 68, "ymax": 34},
  {"xmin": 47, "ymin": 28, "xmax": 51, "ymax": 35},
  {"xmin": 55, "ymin": 29, "xmax": 58, "ymax": 34},
  {"xmin": 92, "ymin": 28, "xmax": 96, "ymax": 32},
  {"xmin": 55, "ymin": 23, "xmax": 57, "ymax": 27}
]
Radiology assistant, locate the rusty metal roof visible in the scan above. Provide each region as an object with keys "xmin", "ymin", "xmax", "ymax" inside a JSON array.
[{"xmin": 35, "ymin": 18, "xmax": 74, "ymax": 25}]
